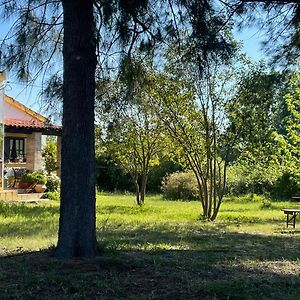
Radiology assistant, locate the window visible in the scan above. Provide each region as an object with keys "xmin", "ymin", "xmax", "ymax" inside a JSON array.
[{"xmin": 4, "ymin": 137, "xmax": 26, "ymax": 163}]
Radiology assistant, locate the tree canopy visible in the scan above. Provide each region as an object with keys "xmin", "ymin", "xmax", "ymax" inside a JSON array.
[{"xmin": 2, "ymin": 0, "xmax": 300, "ymax": 257}]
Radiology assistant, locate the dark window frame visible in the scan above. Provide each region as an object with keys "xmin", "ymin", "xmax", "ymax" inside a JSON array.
[{"xmin": 4, "ymin": 137, "xmax": 26, "ymax": 163}]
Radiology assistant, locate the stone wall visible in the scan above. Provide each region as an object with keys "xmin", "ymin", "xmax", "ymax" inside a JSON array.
[
  {"xmin": 26, "ymin": 132, "xmax": 42, "ymax": 171},
  {"xmin": 5, "ymin": 132, "xmax": 42, "ymax": 171}
]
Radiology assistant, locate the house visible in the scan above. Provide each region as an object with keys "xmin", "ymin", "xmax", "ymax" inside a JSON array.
[{"xmin": 0, "ymin": 95, "xmax": 62, "ymax": 191}]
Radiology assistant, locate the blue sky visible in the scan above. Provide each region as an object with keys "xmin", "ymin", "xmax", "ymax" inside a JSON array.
[
  {"xmin": 236, "ymin": 27, "xmax": 266, "ymax": 62},
  {"xmin": 0, "ymin": 21, "xmax": 44, "ymax": 111},
  {"xmin": 0, "ymin": 20, "xmax": 266, "ymax": 114}
]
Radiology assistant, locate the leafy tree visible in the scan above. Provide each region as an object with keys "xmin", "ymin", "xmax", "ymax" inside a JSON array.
[
  {"xmin": 98, "ymin": 74, "xmax": 166, "ymax": 205},
  {"xmin": 225, "ymin": 66, "xmax": 285, "ymax": 196},
  {"xmin": 0, "ymin": 0, "xmax": 238, "ymax": 257},
  {"xmin": 42, "ymin": 137, "xmax": 58, "ymax": 175},
  {"xmin": 227, "ymin": 65, "xmax": 286, "ymax": 160},
  {"xmin": 230, "ymin": 1, "xmax": 300, "ymax": 65},
  {"xmin": 227, "ymin": 70, "xmax": 300, "ymax": 197},
  {"xmin": 107, "ymin": 115, "xmax": 163, "ymax": 205},
  {"xmin": 283, "ymin": 73, "xmax": 300, "ymax": 164},
  {"xmin": 149, "ymin": 62, "xmax": 239, "ymax": 220},
  {"xmin": 0, "ymin": 0, "xmax": 160, "ymax": 258}
]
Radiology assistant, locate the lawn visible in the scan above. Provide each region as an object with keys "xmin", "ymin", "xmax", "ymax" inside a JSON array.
[{"xmin": 1, "ymin": 194, "xmax": 300, "ymax": 299}]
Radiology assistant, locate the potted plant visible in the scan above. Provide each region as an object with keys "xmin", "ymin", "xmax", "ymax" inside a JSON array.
[
  {"xmin": 33, "ymin": 172, "xmax": 47, "ymax": 193},
  {"xmin": 19, "ymin": 171, "xmax": 47, "ymax": 192},
  {"xmin": 19, "ymin": 172, "xmax": 36, "ymax": 189}
]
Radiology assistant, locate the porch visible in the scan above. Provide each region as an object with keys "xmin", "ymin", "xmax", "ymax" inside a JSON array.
[
  {"xmin": 0, "ymin": 189, "xmax": 47, "ymax": 202},
  {"xmin": 0, "ymin": 95, "xmax": 62, "ymax": 199}
]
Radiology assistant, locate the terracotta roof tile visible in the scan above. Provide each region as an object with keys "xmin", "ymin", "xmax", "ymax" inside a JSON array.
[{"xmin": 4, "ymin": 118, "xmax": 61, "ymax": 131}]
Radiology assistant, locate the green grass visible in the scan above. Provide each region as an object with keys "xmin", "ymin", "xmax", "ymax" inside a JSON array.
[{"xmin": 1, "ymin": 194, "xmax": 300, "ymax": 299}]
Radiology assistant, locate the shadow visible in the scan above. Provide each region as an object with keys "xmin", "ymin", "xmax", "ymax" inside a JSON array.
[
  {"xmin": 1, "ymin": 234, "xmax": 300, "ymax": 299},
  {"xmin": 96, "ymin": 225, "xmax": 300, "ymax": 262},
  {"xmin": 96, "ymin": 204, "xmax": 160, "ymax": 215},
  {"xmin": 278, "ymin": 229, "xmax": 300, "ymax": 234},
  {"xmin": 1, "ymin": 202, "xmax": 300, "ymax": 299}
]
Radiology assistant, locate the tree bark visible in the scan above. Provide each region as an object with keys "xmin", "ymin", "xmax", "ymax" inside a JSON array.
[
  {"xmin": 56, "ymin": 0, "xmax": 97, "ymax": 258},
  {"xmin": 140, "ymin": 173, "xmax": 148, "ymax": 205},
  {"xmin": 135, "ymin": 178, "xmax": 141, "ymax": 206}
]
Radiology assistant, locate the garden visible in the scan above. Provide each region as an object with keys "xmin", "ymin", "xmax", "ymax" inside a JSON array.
[{"xmin": 1, "ymin": 2, "xmax": 300, "ymax": 299}]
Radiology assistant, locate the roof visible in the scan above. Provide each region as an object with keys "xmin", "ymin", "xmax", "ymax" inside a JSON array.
[
  {"xmin": 3, "ymin": 95, "xmax": 61, "ymax": 135},
  {"xmin": 4, "ymin": 118, "xmax": 61, "ymax": 135},
  {"xmin": 5, "ymin": 117, "xmax": 61, "ymax": 130},
  {"xmin": 4, "ymin": 95, "xmax": 47, "ymax": 122}
]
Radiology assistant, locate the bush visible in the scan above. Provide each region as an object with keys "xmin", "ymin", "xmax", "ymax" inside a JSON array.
[
  {"xmin": 226, "ymin": 159, "xmax": 300, "ymax": 200},
  {"xmin": 147, "ymin": 160, "xmax": 183, "ymax": 193},
  {"xmin": 42, "ymin": 137, "xmax": 58, "ymax": 174},
  {"xmin": 46, "ymin": 174, "xmax": 60, "ymax": 192},
  {"xmin": 95, "ymin": 155, "xmax": 133, "ymax": 192},
  {"xmin": 226, "ymin": 162, "xmax": 280, "ymax": 196},
  {"xmin": 21, "ymin": 171, "xmax": 47, "ymax": 185},
  {"xmin": 43, "ymin": 191, "xmax": 60, "ymax": 201},
  {"xmin": 95, "ymin": 155, "xmax": 183, "ymax": 193},
  {"xmin": 272, "ymin": 172, "xmax": 300, "ymax": 199},
  {"xmin": 161, "ymin": 171, "xmax": 198, "ymax": 200},
  {"xmin": 260, "ymin": 199, "xmax": 272, "ymax": 209},
  {"xmin": 225, "ymin": 193, "xmax": 266, "ymax": 203}
]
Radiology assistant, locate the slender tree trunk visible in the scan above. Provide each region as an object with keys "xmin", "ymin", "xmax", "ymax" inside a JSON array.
[
  {"xmin": 56, "ymin": 0, "xmax": 97, "ymax": 258},
  {"xmin": 140, "ymin": 173, "xmax": 148, "ymax": 205},
  {"xmin": 135, "ymin": 179, "xmax": 141, "ymax": 206}
]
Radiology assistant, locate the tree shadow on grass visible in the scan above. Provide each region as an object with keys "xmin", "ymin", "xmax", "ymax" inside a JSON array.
[
  {"xmin": 96, "ymin": 204, "xmax": 161, "ymax": 215},
  {"xmin": 1, "ymin": 227, "xmax": 300, "ymax": 299},
  {"xmin": 1, "ymin": 201, "xmax": 300, "ymax": 299},
  {"xmin": 97, "ymin": 225, "xmax": 300, "ymax": 261}
]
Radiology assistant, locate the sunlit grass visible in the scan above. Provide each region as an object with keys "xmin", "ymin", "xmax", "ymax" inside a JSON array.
[
  {"xmin": 0, "ymin": 202, "xmax": 59, "ymax": 251},
  {"xmin": 1, "ymin": 193, "xmax": 300, "ymax": 252},
  {"xmin": 1, "ymin": 193, "xmax": 300, "ymax": 299}
]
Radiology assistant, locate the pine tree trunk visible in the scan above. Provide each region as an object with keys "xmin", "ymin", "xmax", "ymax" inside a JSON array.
[{"xmin": 55, "ymin": 0, "xmax": 97, "ymax": 258}]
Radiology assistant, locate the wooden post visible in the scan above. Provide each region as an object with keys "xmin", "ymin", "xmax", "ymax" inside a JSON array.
[
  {"xmin": 56, "ymin": 135, "xmax": 61, "ymax": 177},
  {"xmin": 293, "ymin": 214, "xmax": 296, "ymax": 228},
  {"xmin": 0, "ymin": 72, "xmax": 6, "ymax": 190}
]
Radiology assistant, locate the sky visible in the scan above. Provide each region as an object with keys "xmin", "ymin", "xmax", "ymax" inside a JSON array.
[
  {"xmin": 0, "ymin": 22, "xmax": 44, "ymax": 112},
  {"xmin": 236, "ymin": 27, "xmax": 266, "ymax": 62},
  {"xmin": 0, "ymin": 20, "xmax": 266, "ymax": 115}
]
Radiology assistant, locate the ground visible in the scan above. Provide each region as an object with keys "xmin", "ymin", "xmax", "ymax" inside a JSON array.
[{"xmin": 0, "ymin": 194, "xmax": 300, "ymax": 299}]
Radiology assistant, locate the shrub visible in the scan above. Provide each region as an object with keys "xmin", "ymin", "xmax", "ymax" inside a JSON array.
[
  {"xmin": 161, "ymin": 171, "xmax": 198, "ymax": 200},
  {"xmin": 247, "ymin": 194, "xmax": 265, "ymax": 202},
  {"xmin": 95, "ymin": 155, "xmax": 133, "ymax": 192},
  {"xmin": 21, "ymin": 171, "xmax": 47, "ymax": 185},
  {"xmin": 43, "ymin": 191, "xmax": 60, "ymax": 201},
  {"xmin": 260, "ymin": 199, "xmax": 272, "ymax": 209},
  {"xmin": 46, "ymin": 174, "xmax": 60, "ymax": 192},
  {"xmin": 272, "ymin": 172, "xmax": 300, "ymax": 199},
  {"xmin": 226, "ymin": 162, "xmax": 280, "ymax": 196},
  {"xmin": 147, "ymin": 159, "xmax": 183, "ymax": 193},
  {"xmin": 225, "ymin": 194, "xmax": 266, "ymax": 203},
  {"xmin": 95, "ymin": 155, "xmax": 183, "ymax": 193},
  {"xmin": 42, "ymin": 137, "xmax": 58, "ymax": 175}
]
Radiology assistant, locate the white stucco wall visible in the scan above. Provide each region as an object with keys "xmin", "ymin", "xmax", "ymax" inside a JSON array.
[{"xmin": 4, "ymin": 101, "xmax": 35, "ymax": 120}]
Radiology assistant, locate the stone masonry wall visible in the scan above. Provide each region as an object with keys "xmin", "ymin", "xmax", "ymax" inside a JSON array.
[{"xmin": 26, "ymin": 132, "xmax": 42, "ymax": 171}]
